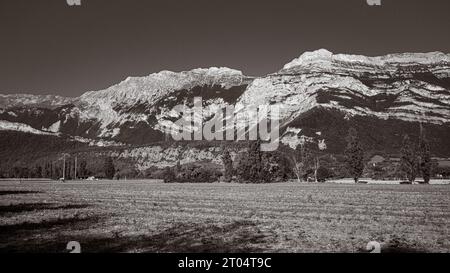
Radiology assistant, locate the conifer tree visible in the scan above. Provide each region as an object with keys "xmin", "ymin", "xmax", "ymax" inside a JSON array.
[
  {"xmin": 344, "ymin": 127, "xmax": 365, "ymax": 183},
  {"xmin": 222, "ymin": 147, "xmax": 233, "ymax": 182},
  {"xmin": 418, "ymin": 131, "xmax": 431, "ymax": 184},
  {"xmin": 400, "ymin": 135, "xmax": 417, "ymax": 183}
]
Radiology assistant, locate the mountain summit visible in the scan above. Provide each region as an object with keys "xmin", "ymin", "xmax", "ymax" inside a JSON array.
[{"xmin": 283, "ymin": 49, "xmax": 450, "ymax": 70}]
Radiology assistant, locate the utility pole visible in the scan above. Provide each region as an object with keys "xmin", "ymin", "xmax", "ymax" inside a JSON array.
[
  {"xmin": 61, "ymin": 153, "xmax": 70, "ymax": 182},
  {"xmin": 74, "ymin": 156, "xmax": 77, "ymax": 180},
  {"xmin": 62, "ymin": 154, "xmax": 66, "ymax": 182}
]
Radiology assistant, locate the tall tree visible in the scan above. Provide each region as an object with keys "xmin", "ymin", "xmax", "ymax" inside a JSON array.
[
  {"xmin": 247, "ymin": 140, "xmax": 263, "ymax": 182},
  {"xmin": 344, "ymin": 127, "xmax": 365, "ymax": 183},
  {"xmin": 104, "ymin": 157, "xmax": 115, "ymax": 180},
  {"xmin": 400, "ymin": 135, "xmax": 418, "ymax": 183},
  {"xmin": 66, "ymin": 160, "xmax": 72, "ymax": 180},
  {"xmin": 79, "ymin": 160, "xmax": 88, "ymax": 178},
  {"xmin": 33, "ymin": 165, "xmax": 42, "ymax": 178},
  {"xmin": 236, "ymin": 140, "xmax": 263, "ymax": 183},
  {"xmin": 290, "ymin": 140, "xmax": 311, "ymax": 183},
  {"xmin": 418, "ymin": 131, "xmax": 431, "ymax": 184},
  {"xmin": 44, "ymin": 162, "xmax": 51, "ymax": 178},
  {"xmin": 261, "ymin": 151, "xmax": 291, "ymax": 182},
  {"xmin": 222, "ymin": 147, "xmax": 233, "ymax": 182},
  {"xmin": 313, "ymin": 139, "xmax": 328, "ymax": 182}
]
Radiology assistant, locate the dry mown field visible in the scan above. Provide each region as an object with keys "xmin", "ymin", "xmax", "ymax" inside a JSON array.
[{"xmin": 0, "ymin": 180, "xmax": 449, "ymax": 253}]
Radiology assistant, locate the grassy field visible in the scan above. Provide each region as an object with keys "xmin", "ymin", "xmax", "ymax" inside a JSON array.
[{"xmin": 0, "ymin": 180, "xmax": 449, "ymax": 253}]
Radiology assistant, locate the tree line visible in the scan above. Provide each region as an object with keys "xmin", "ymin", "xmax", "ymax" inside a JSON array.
[
  {"xmin": 0, "ymin": 127, "xmax": 437, "ymax": 184},
  {"xmin": 0, "ymin": 157, "xmax": 116, "ymax": 180},
  {"xmin": 214, "ymin": 127, "xmax": 433, "ymax": 184}
]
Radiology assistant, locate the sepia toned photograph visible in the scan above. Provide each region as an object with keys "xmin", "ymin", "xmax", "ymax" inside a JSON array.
[{"xmin": 0, "ymin": 0, "xmax": 449, "ymax": 258}]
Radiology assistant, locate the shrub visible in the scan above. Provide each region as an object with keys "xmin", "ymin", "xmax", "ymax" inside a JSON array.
[
  {"xmin": 176, "ymin": 164, "xmax": 221, "ymax": 183},
  {"xmin": 316, "ymin": 166, "xmax": 333, "ymax": 182},
  {"xmin": 161, "ymin": 167, "xmax": 176, "ymax": 183},
  {"xmin": 113, "ymin": 168, "xmax": 139, "ymax": 180}
]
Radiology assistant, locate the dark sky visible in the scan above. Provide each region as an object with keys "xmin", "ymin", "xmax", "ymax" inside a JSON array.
[{"xmin": 1, "ymin": 0, "xmax": 449, "ymax": 97}]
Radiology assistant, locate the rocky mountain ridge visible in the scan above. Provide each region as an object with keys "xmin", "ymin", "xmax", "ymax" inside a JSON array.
[{"xmin": 1, "ymin": 50, "xmax": 449, "ymax": 162}]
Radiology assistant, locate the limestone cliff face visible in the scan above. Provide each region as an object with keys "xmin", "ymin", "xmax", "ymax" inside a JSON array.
[{"xmin": 1, "ymin": 49, "xmax": 450, "ymax": 161}]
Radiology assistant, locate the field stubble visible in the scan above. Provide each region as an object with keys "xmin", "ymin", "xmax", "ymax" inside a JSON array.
[{"xmin": 0, "ymin": 180, "xmax": 449, "ymax": 253}]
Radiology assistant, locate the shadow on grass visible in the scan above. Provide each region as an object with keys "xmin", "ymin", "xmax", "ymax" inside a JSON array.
[
  {"xmin": 0, "ymin": 216, "xmax": 100, "ymax": 234},
  {"xmin": 0, "ymin": 215, "xmax": 104, "ymax": 253},
  {"xmin": 380, "ymin": 246, "xmax": 426, "ymax": 253},
  {"xmin": 0, "ymin": 219, "xmax": 269, "ymax": 253},
  {"xmin": 137, "ymin": 220, "xmax": 267, "ymax": 253},
  {"xmin": 360, "ymin": 240, "xmax": 427, "ymax": 253},
  {"xmin": 381, "ymin": 237, "xmax": 427, "ymax": 253},
  {"xmin": 0, "ymin": 190, "xmax": 41, "ymax": 196},
  {"xmin": 0, "ymin": 203, "xmax": 90, "ymax": 216}
]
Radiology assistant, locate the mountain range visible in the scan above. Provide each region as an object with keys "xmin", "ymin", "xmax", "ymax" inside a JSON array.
[{"xmin": 1, "ymin": 49, "xmax": 450, "ymax": 170}]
